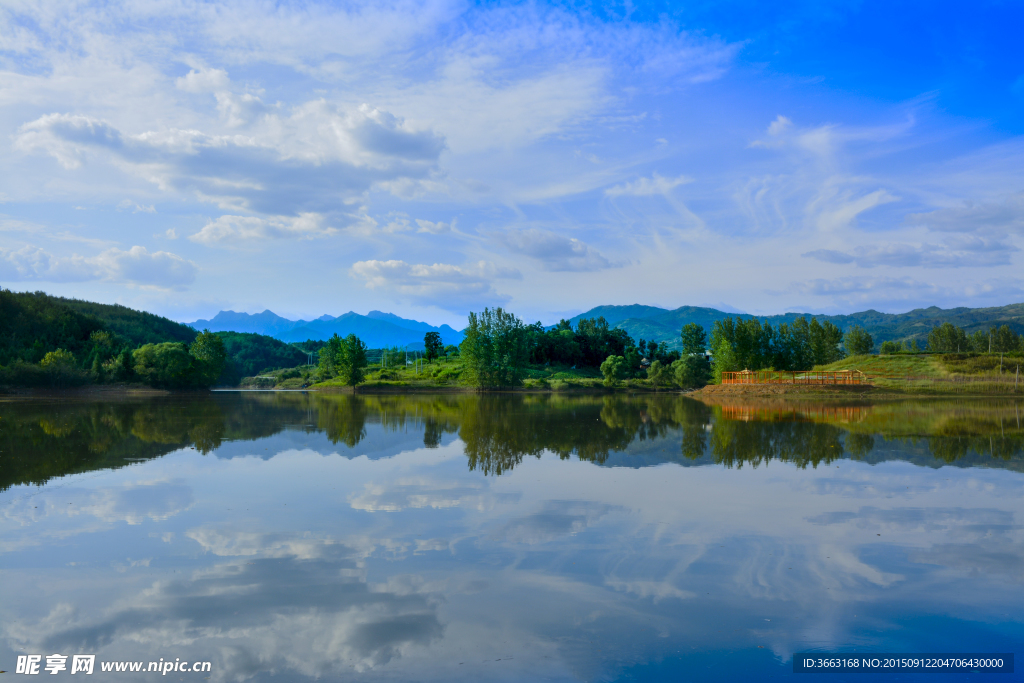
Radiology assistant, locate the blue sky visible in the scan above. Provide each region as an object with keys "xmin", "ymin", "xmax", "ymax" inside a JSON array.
[{"xmin": 1, "ymin": 0, "xmax": 1022, "ymax": 327}]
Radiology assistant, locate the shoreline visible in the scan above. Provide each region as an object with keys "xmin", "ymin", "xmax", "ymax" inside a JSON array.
[
  {"xmin": 3, "ymin": 381, "xmax": 1019, "ymax": 399},
  {"xmin": 0, "ymin": 384, "xmax": 173, "ymax": 399}
]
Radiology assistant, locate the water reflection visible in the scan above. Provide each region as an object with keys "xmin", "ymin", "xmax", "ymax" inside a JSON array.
[
  {"xmin": 2, "ymin": 393, "xmax": 1022, "ymax": 491},
  {"xmin": 1, "ymin": 392, "xmax": 1022, "ymax": 682}
]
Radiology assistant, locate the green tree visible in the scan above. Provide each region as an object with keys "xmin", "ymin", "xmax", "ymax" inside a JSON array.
[
  {"xmin": 40, "ymin": 348, "xmax": 77, "ymax": 387},
  {"xmin": 337, "ymin": 334, "xmax": 368, "ymax": 387},
  {"xmin": 680, "ymin": 323, "xmax": 707, "ymax": 356},
  {"xmin": 424, "ymin": 331, "xmax": 444, "ymax": 361},
  {"xmin": 672, "ymin": 355, "xmax": 711, "ymax": 389},
  {"xmin": 646, "ymin": 359, "xmax": 670, "ymax": 390},
  {"xmin": 928, "ymin": 323, "xmax": 969, "ymax": 353},
  {"xmin": 879, "ymin": 340, "xmax": 901, "ymax": 355},
  {"xmin": 622, "ymin": 345, "xmax": 643, "ymax": 377},
  {"xmin": 809, "ymin": 318, "xmax": 845, "ymax": 365},
  {"xmin": 600, "ymin": 355, "xmax": 626, "ymax": 387},
  {"xmin": 461, "ymin": 307, "xmax": 529, "ymax": 388},
  {"xmin": 318, "ymin": 334, "xmax": 344, "ymax": 379},
  {"xmin": 992, "ymin": 325, "xmax": 1020, "ymax": 353},
  {"xmin": 443, "ymin": 344, "xmax": 459, "ymax": 358},
  {"xmin": 107, "ymin": 348, "xmax": 135, "ymax": 381},
  {"xmin": 843, "ymin": 325, "xmax": 873, "ymax": 356},
  {"xmin": 190, "ymin": 330, "xmax": 227, "ymax": 385},
  {"xmin": 132, "ymin": 342, "xmax": 196, "ymax": 389},
  {"xmin": 709, "ymin": 319, "xmax": 742, "ymax": 382}
]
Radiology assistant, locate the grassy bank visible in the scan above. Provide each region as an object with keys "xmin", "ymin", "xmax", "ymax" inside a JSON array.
[
  {"xmin": 814, "ymin": 353, "xmax": 1023, "ymax": 395},
  {"xmin": 239, "ymin": 358, "xmax": 670, "ymax": 392}
]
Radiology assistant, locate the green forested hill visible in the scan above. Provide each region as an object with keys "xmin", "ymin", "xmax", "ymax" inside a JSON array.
[
  {"xmin": 59, "ymin": 297, "xmax": 197, "ymax": 345},
  {"xmin": 565, "ymin": 304, "xmax": 671, "ymax": 327},
  {"xmin": 0, "ymin": 290, "xmax": 307, "ymax": 387},
  {"xmin": 0, "ymin": 290, "xmax": 107, "ymax": 365},
  {"xmin": 575, "ymin": 302, "xmax": 1024, "ymax": 350},
  {"xmin": 0, "ymin": 290, "xmax": 198, "ymax": 367},
  {"xmin": 217, "ymin": 331, "xmax": 308, "ymax": 384}
]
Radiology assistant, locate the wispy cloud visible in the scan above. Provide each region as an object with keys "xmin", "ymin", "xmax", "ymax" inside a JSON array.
[
  {"xmin": 495, "ymin": 228, "xmax": 617, "ymax": 272},
  {"xmin": 16, "ymin": 104, "xmax": 445, "ymax": 221},
  {"xmin": 802, "ymin": 237, "xmax": 1015, "ymax": 269},
  {"xmin": 604, "ymin": 173, "xmax": 692, "ymax": 198},
  {"xmin": 349, "ymin": 259, "xmax": 520, "ymax": 309},
  {"xmin": 0, "ymin": 245, "xmax": 197, "ymax": 289},
  {"xmin": 189, "ymin": 213, "xmax": 336, "ymax": 245},
  {"xmin": 905, "ymin": 193, "xmax": 1024, "ymax": 236}
]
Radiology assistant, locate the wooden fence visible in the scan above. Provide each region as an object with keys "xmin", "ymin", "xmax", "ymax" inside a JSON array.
[{"xmin": 720, "ymin": 370, "xmax": 868, "ymax": 385}]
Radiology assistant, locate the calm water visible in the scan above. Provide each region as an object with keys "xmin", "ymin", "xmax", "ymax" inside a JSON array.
[{"xmin": 1, "ymin": 392, "xmax": 1022, "ymax": 682}]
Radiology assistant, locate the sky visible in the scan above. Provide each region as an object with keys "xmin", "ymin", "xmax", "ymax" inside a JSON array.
[{"xmin": 1, "ymin": 0, "xmax": 1023, "ymax": 328}]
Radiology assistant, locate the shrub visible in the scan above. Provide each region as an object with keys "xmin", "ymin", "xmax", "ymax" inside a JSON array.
[
  {"xmin": 646, "ymin": 360, "xmax": 670, "ymax": 390},
  {"xmin": 0, "ymin": 360, "xmax": 49, "ymax": 386},
  {"xmin": 879, "ymin": 340, "xmax": 901, "ymax": 355},
  {"xmin": 40, "ymin": 349, "xmax": 81, "ymax": 388},
  {"xmin": 672, "ymin": 355, "xmax": 711, "ymax": 389},
  {"xmin": 600, "ymin": 355, "xmax": 626, "ymax": 387},
  {"xmin": 132, "ymin": 342, "xmax": 197, "ymax": 389}
]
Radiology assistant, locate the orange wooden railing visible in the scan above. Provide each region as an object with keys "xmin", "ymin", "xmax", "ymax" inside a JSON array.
[{"xmin": 720, "ymin": 370, "xmax": 867, "ymax": 385}]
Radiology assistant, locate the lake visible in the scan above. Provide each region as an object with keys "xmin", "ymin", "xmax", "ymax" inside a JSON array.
[{"xmin": 1, "ymin": 392, "xmax": 1021, "ymax": 681}]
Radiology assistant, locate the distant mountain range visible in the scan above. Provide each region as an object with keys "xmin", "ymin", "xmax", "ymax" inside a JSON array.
[
  {"xmin": 565, "ymin": 302, "xmax": 1024, "ymax": 350},
  {"xmin": 187, "ymin": 310, "xmax": 463, "ymax": 349},
  {"xmin": 188, "ymin": 302, "xmax": 1024, "ymax": 352}
]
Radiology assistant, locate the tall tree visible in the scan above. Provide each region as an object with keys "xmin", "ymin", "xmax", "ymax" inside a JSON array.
[
  {"xmin": 461, "ymin": 307, "xmax": 529, "ymax": 388},
  {"xmin": 680, "ymin": 323, "xmax": 707, "ymax": 356},
  {"xmin": 423, "ymin": 331, "xmax": 443, "ymax": 361},
  {"xmin": 337, "ymin": 334, "xmax": 368, "ymax": 387},
  {"xmin": 843, "ymin": 325, "xmax": 873, "ymax": 356},
  {"xmin": 928, "ymin": 323, "xmax": 969, "ymax": 353},
  {"xmin": 190, "ymin": 329, "xmax": 227, "ymax": 385},
  {"xmin": 318, "ymin": 334, "xmax": 344, "ymax": 378}
]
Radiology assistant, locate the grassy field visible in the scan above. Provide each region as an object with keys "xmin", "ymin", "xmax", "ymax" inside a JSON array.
[
  {"xmin": 234, "ymin": 352, "xmax": 1024, "ymax": 395},
  {"xmin": 239, "ymin": 359, "xmax": 620, "ymax": 392},
  {"xmin": 816, "ymin": 353, "xmax": 1023, "ymax": 395}
]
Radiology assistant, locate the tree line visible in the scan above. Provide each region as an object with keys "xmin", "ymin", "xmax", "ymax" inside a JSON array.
[
  {"xmin": 903, "ymin": 323, "xmax": 1024, "ymax": 355},
  {"xmin": 707, "ymin": 316, "xmax": 851, "ymax": 381},
  {"xmin": 457, "ymin": 308, "xmax": 691, "ymax": 388},
  {"xmin": 27, "ymin": 331, "xmax": 228, "ymax": 389}
]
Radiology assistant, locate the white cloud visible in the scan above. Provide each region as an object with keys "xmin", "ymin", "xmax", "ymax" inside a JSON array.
[
  {"xmin": 905, "ymin": 193, "xmax": 1024, "ymax": 236},
  {"xmin": 16, "ymin": 104, "xmax": 445, "ymax": 221},
  {"xmin": 97, "ymin": 246, "xmax": 198, "ymax": 288},
  {"xmin": 752, "ymin": 114, "xmax": 913, "ymax": 160},
  {"xmin": 349, "ymin": 259, "xmax": 520, "ymax": 309},
  {"xmin": 737, "ymin": 116, "xmax": 911, "ymax": 235},
  {"xmin": 809, "ymin": 187, "xmax": 900, "ymax": 232},
  {"xmin": 175, "ymin": 67, "xmax": 230, "ymax": 94},
  {"xmin": 349, "ymin": 479, "xmax": 489, "ymax": 512},
  {"xmin": 604, "ymin": 173, "xmax": 693, "ymax": 198},
  {"xmin": 0, "ymin": 244, "xmax": 197, "ymax": 289},
  {"xmin": 414, "ymin": 219, "xmax": 450, "ymax": 234},
  {"xmin": 496, "ymin": 228, "xmax": 616, "ymax": 272},
  {"xmin": 803, "ymin": 237, "xmax": 1016, "ymax": 269},
  {"xmin": 116, "ymin": 199, "xmax": 155, "ymax": 213},
  {"xmin": 189, "ymin": 213, "xmax": 335, "ymax": 245}
]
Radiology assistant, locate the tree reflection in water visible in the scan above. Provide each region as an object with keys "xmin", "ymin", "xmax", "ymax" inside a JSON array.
[{"xmin": 2, "ymin": 392, "xmax": 1022, "ymax": 490}]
